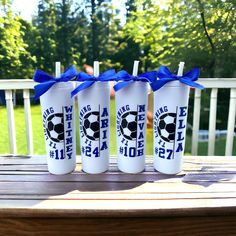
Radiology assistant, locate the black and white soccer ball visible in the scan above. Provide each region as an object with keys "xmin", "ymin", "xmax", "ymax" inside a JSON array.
[
  {"xmin": 120, "ymin": 111, "xmax": 137, "ymax": 141},
  {"xmin": 83, "ymin": 111, "xmax": 100, "ymax": 141},
  {"xmin": 46, "ymin": 113, "xmax": 64, "ymax": 143},
  {"xmin": 157, "ymin": 113, "xmax": 176, "ymax": 142}
]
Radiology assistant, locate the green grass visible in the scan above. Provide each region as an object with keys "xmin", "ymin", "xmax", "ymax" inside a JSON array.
[
  {"xmin": 184, "ymin": 132, "xmax": 236, "ymax": 156},
  {"xmin": 0, "ymin": 104, "xmax": 45, "ymax": 154},
  {"xmin": 0, "ymin": 99, "xmax": 128, "ymax": 155},
  {"xmin": 0, "ymin": 100, "xmax": 235, "ymax": 155}
]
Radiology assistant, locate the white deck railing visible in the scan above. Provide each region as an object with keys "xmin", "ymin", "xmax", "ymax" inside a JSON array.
[
  {"xmin": 0, "ymin": 78, "xmax": 236, "ymax": 156},
  {"xmin": 0, "ymin": 80, "xmax": 35, "ymax": 155},
  {"xmin": 191, "ymin": 78, "xmax": 236, "ymax": 156}
]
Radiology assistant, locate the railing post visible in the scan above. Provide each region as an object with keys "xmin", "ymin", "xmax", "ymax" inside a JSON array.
[
  {"xmin": 225, "ymin": 88, "xmax": 236, "ymax": 156},
  {"xmin": 23, "ymin": 89, "xmax": 33, "ymax": 155},
  {"xmin": 191, "ymin": 89, "xmax": 201, "ymax": 155},
  {"xmin": 208, "ymin": 88, "xmax": 218, "ymax": 156},
  {"xmin": 5, "ymin": 90, "xmax": 17, "ymax": 154}
]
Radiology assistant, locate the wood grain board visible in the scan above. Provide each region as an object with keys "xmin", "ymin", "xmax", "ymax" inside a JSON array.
[{"xmin": 0, "ymin": 155, "xmax": 236, "ymax": 235}]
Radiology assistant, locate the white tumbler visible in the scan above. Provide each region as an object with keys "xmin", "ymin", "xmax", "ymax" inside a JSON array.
[
  {"xmin": 153, "ymin": 63, "xmax": 189, "ymax": 174},
  {"xmin": 40, "ymin": 82, "xmax": 76, "ymax": 175},
  {"xmin": 116, "ymin": 77, "xmax": 148, "ymax": 173},
  {"xmin": 77, "ymin": 82, "xmax": 110, "ymax": 173}
]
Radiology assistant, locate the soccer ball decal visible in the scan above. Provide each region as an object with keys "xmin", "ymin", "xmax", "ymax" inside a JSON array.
[
  {"xmin": 46, "ymin": 113, "xmax": 64, "ymax": 143},
  {"xmin": 120, "ymin": 111, "xmax": 137, "ymax": 141},
  {"xmin": 83, "ymin": 112, "xmax": 100, "ymax": 141},
  {"xmin": 157, "ymin": 113, "xmax": 176, "ymax": 143}
]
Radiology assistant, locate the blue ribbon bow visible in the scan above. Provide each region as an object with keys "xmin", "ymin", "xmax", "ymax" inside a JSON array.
[
  {"xmin": 33, "ymin": 65, "xmax": 77, "ymax": 100},
  {"xmin": 113, "ymin": 70, "xmax": 156, "ymax": 92},
  {"xmin": 71, "ymin": 69, "xmax": 116, "ymax": 97},
  {"xmin": 150, "ymin": 66, "xmax": 204, "ymax": 91}
]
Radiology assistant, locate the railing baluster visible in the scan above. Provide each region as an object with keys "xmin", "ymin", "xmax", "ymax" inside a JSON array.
[
  {"xmin": 5, "ymin": 90, "xmax": 17, "ymax": 154},
  {"xmin": 191, "ymin": 89, "xmax": 201, "ymax": 155},
  {"xmin": 225, "ymin": 88, "xmax": 236, "ymax": 156},
  {"xmin": 208, "ymin": 88, "xmax": 218, "ymax": 156},
  {"xmin": 23, "ymin": 89, "xmax": 33, "ymax": 155}
]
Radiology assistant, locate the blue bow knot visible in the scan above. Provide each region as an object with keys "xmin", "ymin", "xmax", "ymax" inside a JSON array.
[
  {"xmin": 150, "ymin": 66, "xmax": 204, "ymax": 91},
  {"xmin": 71, "ymin": 69, "xmax": 116, "ymax": 97},
  {"xmin": 33, "ymin": 65, "xmax": 77, "ymax": 100},
  {"xmin": 113, "ymin": 70, "xmax": 156, "ymax": 92}
]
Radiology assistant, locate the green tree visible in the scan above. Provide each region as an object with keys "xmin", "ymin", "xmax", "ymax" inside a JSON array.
[
  {"xmin": 70, "ymin": 7, "xmax": 90, "ymax": 68},
  {"xmin": 55, "ymin": 0, "xmax": 75, "ymax": 68},
  {"xmin": 0, "ymin": 1, "xmax": 35, "ymax": 79},
  {"xmin": 109, "ymin": 0, "xmax": 142, "ymax": 72},
  {"xmin": 84, "ymin": 0, "xmax": 122, "ymax": 69},
  {"xmin": 31, "ymin": 0, "xmax": 89, "ymax": 71},
  {"xmin": 122, "ymin": 0, "xmax": 236, "ymax": 77},
  {"xmin": 32, "ymin": 0, "xmax": 57, "ymax": 74}
]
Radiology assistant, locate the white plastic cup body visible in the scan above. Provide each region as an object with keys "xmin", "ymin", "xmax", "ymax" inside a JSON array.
[
  {"xmin": 116, "ymin": 81, "xmax": 148, "ymax": 173},
  {"xmin": 153, "ymin": 81, "xmax": 190, "ymax": 174},
  {"xmin": 77, "ymin": 82, "xmax": 110, "ymax": 174},
  {"xmin": 40, "ymin": 82, "xmax": 76, "ymax": 175}
]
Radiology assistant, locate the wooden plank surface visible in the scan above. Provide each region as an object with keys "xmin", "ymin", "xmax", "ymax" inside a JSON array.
[
  {"xmin": 0, "ymin": 155, "xmax": 236, "ymax": 213},
  {"xmin": 1, "ymin": 216, "xmax": 236, "ymax": 236},
  {"xmin": 0, "ymin": 155, "xmax": 236, "ymax": 235}
]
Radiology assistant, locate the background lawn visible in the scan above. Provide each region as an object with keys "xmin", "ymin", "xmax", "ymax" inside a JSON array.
[{"xmin": 0, "ymin": 99, "xmax": 235, "ymax": 155}]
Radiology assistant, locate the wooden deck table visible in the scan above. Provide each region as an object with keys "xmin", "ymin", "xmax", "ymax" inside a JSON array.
[{"xmin": 0, "ymin": 155, "xmax": 236, "ymax": 235}]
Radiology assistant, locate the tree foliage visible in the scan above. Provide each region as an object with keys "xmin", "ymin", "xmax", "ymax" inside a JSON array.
[
  {"xmin": 31, "ymin": 0, "xmax": 57, "ymax": 74},
  {"xmin": 0, "ymin": 0, "xmax": 235, "ymax": 77},
  {"xmin": 122, "ymin": 0, "xmax": 236, "ymax": 77},
  {"xmin": 0, "ymin": 1, "xmax": 35, "ymax": 78}
]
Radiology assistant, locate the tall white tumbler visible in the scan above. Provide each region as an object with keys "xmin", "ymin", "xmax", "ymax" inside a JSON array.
[
  {"xmin": 153, "ymin": 62, "xmax": 189, "ymax": 174},
  {"xmin": 76, "ymin": 61, "xmax": 110, "ymax": 174},
  {"xmin": 39, "ymin": 62, "xmax": 76, "ymax": 175},
  {"xmin": 115, "ymin": 61, "xmax": 148, "ymax": 173}
]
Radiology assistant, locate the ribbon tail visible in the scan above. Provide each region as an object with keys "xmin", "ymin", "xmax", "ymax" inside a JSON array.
[
  {"xmin": 77, "ymin": 71, "xmax": 94, "ymax": 81},
  {"xmin": 113, "ymin": 80, "xmax": 134, "ymax": 92},
  {"xmin": 180, "ymin": 78, "xmax": 204, "ymax": 90},
  {"xmin": 99, "ymin": 69, "xmax": 116, "ymax": 81},
  {"xmin": 33, "ymin": 69, "xmax": 54, "ymax": 83},
  {"xmin": 183, "ymin": 68, "xmax": 200, "ymax": 81},
  {"xmin": 150, "ymin": 78, "xmax": 174, "ymax": 91},
  {"xmin": 115, "ymin": 70, "xmax": 131, "ymax": 81},
  {"xmin": 34, "ymin": 80, "xmax": 56, "ymax": 100},
  {"xmin": 139, "ymin": 71, "xmax": 158, "ymax": 83},
  {"xmin": 157, "ymin": 66, "xmax": 173, "ymax": 79},
  {"xmin": 60, "ymin": 65, "xmax": 78, "ymax": 81},
  {"xmin": 71, "ymin": 81, "xmax": 95, "ymax": 97}
]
